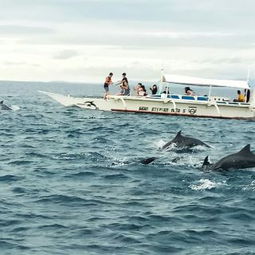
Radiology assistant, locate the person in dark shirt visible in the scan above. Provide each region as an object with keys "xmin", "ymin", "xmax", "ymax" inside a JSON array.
[
  {"xmin": 140, "ymin": 85, "xmax": 147, "ymax": 96},
  {"xmin": 150, "ymin": 84, "xmax": 158, "ymax": 95},
  {"xmin": 118, "ymin": 73, "xmax": 130, "ymax": 96}
]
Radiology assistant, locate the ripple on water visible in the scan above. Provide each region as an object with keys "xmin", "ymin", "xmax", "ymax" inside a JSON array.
[{"xmin": 0, "ymin": 82, "xmax": 255, "ymax": 255}]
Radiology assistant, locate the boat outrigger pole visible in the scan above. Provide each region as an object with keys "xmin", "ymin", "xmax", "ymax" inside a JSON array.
[{"xmin": 208, "ymin": 85, "xmax": 212, "ymax": 98}]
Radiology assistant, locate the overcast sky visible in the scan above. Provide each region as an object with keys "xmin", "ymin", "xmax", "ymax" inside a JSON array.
[{"xmin": 0, "ymin": 0, "xmax": 255, "ymax": 82}]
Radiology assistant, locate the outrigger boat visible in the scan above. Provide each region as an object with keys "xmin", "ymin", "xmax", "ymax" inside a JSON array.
[{"xmin": 40, "ymin": 73, "xmax": 255, "ymax": 120}]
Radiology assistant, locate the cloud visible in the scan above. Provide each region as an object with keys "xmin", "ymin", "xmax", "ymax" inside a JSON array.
[
  {"xmin": 53, "ymin": 50, "xmax": 79, "ymax": 60},
  {"xmin": 143, "ymin": 31, "xmax": 235, "ymax": 39},
  {"xmin": 1, "ymin": 0, "xmax": 255, "ymax": 82},
  {"xmin": 0, "ymin": 25, "xmax": 54, "ymax": 35},
  {"xmin": 4, "ymin": 61, "xmax": 41, "ymax": 67}
]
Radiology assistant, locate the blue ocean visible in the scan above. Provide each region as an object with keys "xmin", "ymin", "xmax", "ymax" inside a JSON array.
[{"xmin": 0, "ymin": 81, "xmax": 255, "ymax": 255}]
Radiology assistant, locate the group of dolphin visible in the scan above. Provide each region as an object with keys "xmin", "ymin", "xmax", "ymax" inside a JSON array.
[{"xmin": 141, "ymin": 131, "xmax": 255, "ymax": 171}]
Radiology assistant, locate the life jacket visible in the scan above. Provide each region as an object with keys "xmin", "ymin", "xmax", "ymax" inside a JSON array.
[{"xmin": 238, "ymin": 94, "xmax": 245, "ymax": 102}]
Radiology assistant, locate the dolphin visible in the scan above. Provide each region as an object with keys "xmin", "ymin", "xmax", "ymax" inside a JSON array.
[
  {"xmin": 202, "ymin": 144, "xmax": 255, "ymax": 171},
  {"xmin": 0, "ymin": 101, "xmax": 12, "ymax": 110},
  {"xmin": 140, "ymin": 131, "xmax": 210, "ymax": 165},
  {"xmin": 162, "ymin": 131, "xmax": 210, "ymax": 150},
  {"xmin": 140, "ymin": 157, "xmax": 157, "ymax": 165}
]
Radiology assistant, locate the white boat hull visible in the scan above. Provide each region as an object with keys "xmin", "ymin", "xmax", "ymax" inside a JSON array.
[{"xmin": 40, "ymin": 91, "xmax": 255, "ymax": 120}]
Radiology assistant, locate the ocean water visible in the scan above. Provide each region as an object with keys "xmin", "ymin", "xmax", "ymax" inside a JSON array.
[{"xmin": 0, "ymin": 81, "xmax": 255, "ymax": 255}]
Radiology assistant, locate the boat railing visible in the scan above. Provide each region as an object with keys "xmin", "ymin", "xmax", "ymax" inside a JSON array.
[
  {"xmin": 150, "ymin": 94, "xmax": 209, "ymax": 101},
  {"xmin": 150, "ymin": 94, "xmax": 228, "ymax": 102},
  {"xmin": 110, "ymin": 94, "xmax": 251, "ymax": 107},
  {"xmin": 148, "ymin": 94, "xmax": 250, "ymax": 106}
]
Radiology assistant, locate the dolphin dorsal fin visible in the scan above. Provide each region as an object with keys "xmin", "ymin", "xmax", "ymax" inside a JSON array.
[
  {"xmin": 0, "ymin": 101, "xmax": 3, "ymax": 104},
  {"xmin": 202, "ymin": 156, "xmax": 210, "ymax": 166},
  {"xmin": 177, "ymin": 130, "xmax": 182, "ymax": 137},
  {"xmin": 238, "ymin": 144, "xmax": 251, "ymax": 154}
]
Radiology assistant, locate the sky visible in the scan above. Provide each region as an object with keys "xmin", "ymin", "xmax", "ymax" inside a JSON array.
[{"xmin": 0, "ymin": 0, "xmax": 255, "ymax": 83}]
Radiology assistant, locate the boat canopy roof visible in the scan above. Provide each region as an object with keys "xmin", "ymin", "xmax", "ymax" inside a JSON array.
[{"xmin": 162, "ymin": 74, "xmax": 250, "ymax": 89}]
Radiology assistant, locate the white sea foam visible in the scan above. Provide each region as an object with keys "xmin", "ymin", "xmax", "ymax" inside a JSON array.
[
  {"xmin": 11, "ymin": 105, "xmax": 20, "ymax": 111},
  {"xmin": 193, "ymin": 145, "xmax": 208, "ymax": 151},
  {"xmin": 154, "ymin": 139, "xmax": 166, "ymax": 149},
  {"xmin": 189, "ymin": 179, "xmax": 224, "ymax": 191},
  {"xmin": 167, "ymin": 154, "xmax": 202, "ymax": 167},
  {"xmin": 242, "ymin": 180, "xmax": 255, "ymax": 191},
  {"xmin": 164, "ymin": 143, "xmax": 177, "ymax": 151}
]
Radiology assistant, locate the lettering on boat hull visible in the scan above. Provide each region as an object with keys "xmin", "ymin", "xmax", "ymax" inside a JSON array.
[
  {"xmin": 152, "ymin": 107, "xmax": 169, "ymax": 112},
  {"xmin": 138, "ymin": 106, "xmax": 197, "ymax": 115},
  {"xmin": 138, "ymin": 106, "xmax": 149, "ymax": 111}
]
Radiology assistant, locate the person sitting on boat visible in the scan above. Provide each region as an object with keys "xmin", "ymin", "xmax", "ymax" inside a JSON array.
[
  {"xmin": 140, "ymin": 85, "xmax": 147, "ymax": 96},
  {"xmin": 233, "ymin": 90, "xmax": 245, "ymax": 102},
  {"xmin": 150, "ymin": 84, "xmax": 158, "ymax": 95},
  {"xmin": 118, "ymin": 73, "xmax": 130, "ymax": 96},
  {"xmin": 134, "ymin": 83, "xmax": 142, "ymax": 96},
  {"xmin": 161, "ymin": 87, "xmax": 169, "ymax": 98},
  {"xmin": 103, "ymin": 72, "xmax": 113, "ymax": 99},
  {"xmin": 162, "ymin": 86, "xmax": 169, "ymax": 95},
  {"xmin": 161, "ymin": 91, "xmax": 167, "ymax": 99},
  {"xmin": 185, "ymin": 87, "xmax": 195, "ymax": 96}
]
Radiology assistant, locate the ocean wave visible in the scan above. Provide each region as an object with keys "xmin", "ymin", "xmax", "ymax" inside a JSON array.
[
  {"xmin": 189, "ymin": 179, "xmax": 226, "ymax": 190},
  {"xmin": 0, "ymin": 175, "xmax": 23, "ymax": 182},
  {"xmin": 242, "ymin": 180, "xmax": 255, "ymax": 191},
  {"xmin": 1, "ymin": 82, "xmax": 255, "ymax": 255}
]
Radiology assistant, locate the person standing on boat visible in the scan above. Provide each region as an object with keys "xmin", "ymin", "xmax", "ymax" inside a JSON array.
[
  {"xmin": 104, "ymin": 72, "xmax": 113, "ymax": 99},
  {"xmin": 118, "ymin": 73, "xmax": 130, "ymax": 96}
]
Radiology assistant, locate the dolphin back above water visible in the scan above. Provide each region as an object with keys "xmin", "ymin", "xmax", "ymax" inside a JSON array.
[
  {"xmin": 0, "ymin": 101, "xmax": 12, "ymax": 110},
  {"xmin": 162, "ymin": 131, "xmax": 210, "ymax": 150},
  {"xmin": 202, "ymin": 144, "xmax": 255, "ymax": 171},
  {"xmin": 140, "ymin": 157, "xmax": 157, "ymax": 165},
  {"xmin": 141, "ymin": 131, "xmax": 210, "ymax": 165}
]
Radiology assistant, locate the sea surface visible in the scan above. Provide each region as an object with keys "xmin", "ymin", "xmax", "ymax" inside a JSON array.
[{"xmin": 0, "ymin": 81, "xmax": 255, "ymax": 255}]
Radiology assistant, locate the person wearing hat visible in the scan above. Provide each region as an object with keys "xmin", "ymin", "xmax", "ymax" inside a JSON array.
[
  {"xmin": 104, "ymin": 72, "xmax": 113, "ymax": 99},
  {"xmin": 118, "ymin": 73, "xmax": 130, "ymax": 96}
]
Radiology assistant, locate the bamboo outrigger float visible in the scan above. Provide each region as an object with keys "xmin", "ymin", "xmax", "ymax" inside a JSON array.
[{"xmin": 40, "ymin": 73, "xmax": 255, "ymax": 120}]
